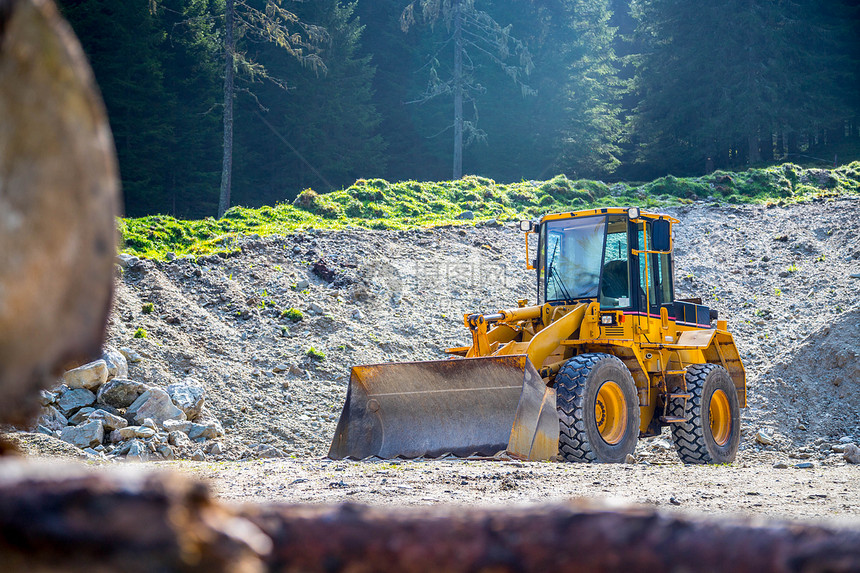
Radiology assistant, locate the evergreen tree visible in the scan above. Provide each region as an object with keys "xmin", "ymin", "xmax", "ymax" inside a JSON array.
[
  {"xmin": 630, "ymin": 0, "xmax": 858, "ymax": 176},
  {"xmin": 231, "ymin": 0, "xmax": 386, "ymax": 205},
  {"xmin": 156, "ymin": 0, "xmax": 223, "ymax": 217},
  {"xmin": 354, "ymin": 0, "xmax": 440, "ymax": 182},
  {"xmin": 401, "ymin": 0, "xmax": 535, "ymax": 179},
  {"xmin": 463, "ymin": 0, "xmax": 623, "ymax": 181},
  {"xmin": 217, "ymin": 0, "xmax": 327, "ymax": 217},
  {"xmin": 555, "ymin": 0, "xmax": 624, "ymax": 177},
  {"xmin": 390, "ymin": 1, "xmax": 623, "ymax": 183},
  {"xmin": 58, "ymin": 0, "xmax": 175, "ymax": 215}
]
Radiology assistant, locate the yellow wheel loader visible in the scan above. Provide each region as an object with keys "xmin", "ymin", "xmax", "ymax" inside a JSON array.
[{"xmin": 329, "ymin": 208, "xmax": 746, "ymax": 464}]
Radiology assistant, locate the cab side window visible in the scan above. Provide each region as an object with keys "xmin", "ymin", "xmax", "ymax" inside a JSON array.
[{"xmin": 657, "ymin": 251, "xmax": 674, "ymax": 310}]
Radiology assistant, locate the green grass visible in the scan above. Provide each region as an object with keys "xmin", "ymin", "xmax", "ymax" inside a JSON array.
[
  {"xmin": 119, "ymin": 162, "xmax": 860, "ymax": 260},
  {"xmin": 280, "ymin": 308, "xmax": 304, "ymax": 322},
  {"xmin": 306, "ymin": 347, "xmax": 326, "ymax": 361}
]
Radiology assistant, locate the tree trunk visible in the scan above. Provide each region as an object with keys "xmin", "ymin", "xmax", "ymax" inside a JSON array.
[
  {"xmin": 452, "ymin": 0, "xmax": 463, "ymax": 180},
  {"xmin": 787, "ymin": 130, "xmax": 799, "ymax": 156},
  {"xmin": 779, "ymin": 128, "xmax": 788, "ymax": 159},
  {"xmin": 759, "ymin": 132, "xmax": 773, "ymax": 162},
  {"xmin": 217, "ymin": 0, "xmax": 235, "ymax": 218},
  {"xmin": 747, "ymin": 133, "xmax": 760, "ymax": 165},
  {"xmin": 729, "ymin": 139, "xmax": 743, "ymax": 169}
]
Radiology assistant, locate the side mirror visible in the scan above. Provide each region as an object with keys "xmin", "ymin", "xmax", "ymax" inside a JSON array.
[
  {"xmin": 652, "ymin": 219, "xmax": 671, "ymax": 252},
  {"xmin": 519, "ymin": 220, "xmax": 533, "ymax": 232}
]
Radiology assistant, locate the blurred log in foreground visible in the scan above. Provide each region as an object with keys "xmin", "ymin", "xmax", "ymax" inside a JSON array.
[
  {"xmin": 0, "ymin": 0, "xmax": 119, "ymax": 426},
  {"xmin": 0, "ymin": 460, "xmax": 271, "ymax": 573},
  {"xmin": 245, "ymin": 501, "xmax": 860, "ymax": 573},
  {"xmin": 1, "ymin": 461, "xmax": 858, "ymax": 573}
]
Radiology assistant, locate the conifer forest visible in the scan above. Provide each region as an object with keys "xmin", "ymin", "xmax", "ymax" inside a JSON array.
[{"xmin": 58, "ymin": 0, "xmax": 860, "ymax": 218}]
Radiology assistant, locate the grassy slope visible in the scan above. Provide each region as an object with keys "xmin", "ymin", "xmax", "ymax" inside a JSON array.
[{"xmin": 120, "ymin": 161, "xmax": 860, "ymax": 259}]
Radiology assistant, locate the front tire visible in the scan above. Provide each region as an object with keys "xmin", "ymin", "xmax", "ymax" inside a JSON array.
[
  {"xmin": 556, "ymin": 353, "xmax": 639, "ymax": 463},
  {"xmin": 670, "ymin": 364, "xmax": 741, "ymax": 464}
]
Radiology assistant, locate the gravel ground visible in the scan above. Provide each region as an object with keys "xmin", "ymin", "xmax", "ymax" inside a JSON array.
[
  {"xmin": 166, "ymin": 451, "xmax": 860, "ymax": 527},
  {"xmin": 16, "ymin": 197, "xmax": 860, "ymax": 525}
]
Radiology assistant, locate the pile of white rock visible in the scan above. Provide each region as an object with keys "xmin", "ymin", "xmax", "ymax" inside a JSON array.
[{"xmin": 35, "ymin": 347, "xmax": 223, "ymax": 461}]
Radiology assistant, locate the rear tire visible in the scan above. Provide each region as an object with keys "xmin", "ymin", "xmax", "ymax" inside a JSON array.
[
  {"xmin": 556, "ymin": 353, "xmax": 639, "ymax": 463},
  {"xmin": 669, "ymin": 364, "xmax": 740, "ymax": 464}
]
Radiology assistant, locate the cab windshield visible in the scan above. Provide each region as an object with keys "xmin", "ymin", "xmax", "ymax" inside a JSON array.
[{"xmin": 541, "ymin": 216, "xmax": 606, "ymax": 301}]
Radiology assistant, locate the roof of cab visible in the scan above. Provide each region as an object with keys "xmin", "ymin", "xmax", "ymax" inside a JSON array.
[{"xmin": 540, "ymin": 207, "xmax": 679, "ymax": 224}]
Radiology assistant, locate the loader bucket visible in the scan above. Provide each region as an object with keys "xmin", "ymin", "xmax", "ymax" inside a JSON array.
[{"xmin": 328, "ymin": 355, "xmax": 559, "ymax": 461}]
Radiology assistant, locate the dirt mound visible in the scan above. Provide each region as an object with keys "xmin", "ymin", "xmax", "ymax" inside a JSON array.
[
  {"xmin": 100, "ymin": 198, "xmax": 860, "ymax": 459},
  {"xmin": 751, "ymin": 309, "xmax": 860, "ymax": 443},
  {"xmin": 2, "ymin": 432, "xmax": 87, "ymax": 458}
]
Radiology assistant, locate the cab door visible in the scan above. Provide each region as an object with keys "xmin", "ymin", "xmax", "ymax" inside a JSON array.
[{"xmin": 632, "ymin": 220, "xmax": 675, "ymax": 327}]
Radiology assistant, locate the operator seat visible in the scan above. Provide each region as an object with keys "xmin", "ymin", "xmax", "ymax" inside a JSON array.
[{"xmin": 601, "ymin": 260, "xmax": 629, "ymax": 299}]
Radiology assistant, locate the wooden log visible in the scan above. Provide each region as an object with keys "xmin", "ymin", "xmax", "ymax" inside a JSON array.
[
  {"xmin": 245, "ymin": 502, "xmax": 860, "ymax": 573},
  {"xmin": 0, "ymin": 460, "xmax": 270, "ymax": 572},
  {"xmin": 0, "ymin": 0, "xmax": 119, "ymax": 426},
  {"xmin": 1, "ymin": 462, "xmax": 858, "ymax": 573}
]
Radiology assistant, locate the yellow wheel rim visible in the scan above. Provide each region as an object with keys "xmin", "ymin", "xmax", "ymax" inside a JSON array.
[
  {"xmin": 709, "ymin": 389, "xmax": 732, "ymax": 446},
  {"xmin": 595, "ymin": 381, "xmax": 627, "ymax": 445}
]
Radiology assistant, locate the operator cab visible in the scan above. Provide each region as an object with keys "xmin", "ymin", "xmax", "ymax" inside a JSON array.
[{"xmin": 525, "ymin": 208, "xmax": 706, "ymax": 325}]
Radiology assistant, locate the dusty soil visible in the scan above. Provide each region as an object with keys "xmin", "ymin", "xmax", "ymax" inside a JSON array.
[
  {"xmin": 168, "ymin": 451, "xmax": 860, "ymax": 527},
  {"xmin": 16, "ymin": 197, "xmax": 860, "ymax": 525}
]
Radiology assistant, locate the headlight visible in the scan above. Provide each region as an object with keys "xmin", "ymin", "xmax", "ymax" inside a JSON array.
[
  {"xmin": 627, "ymin": 207, "xmax": 640, "ymax": 219},
  {"xmin": 519, "ymin": 220, "xmax": 533, "ymax": 232}
]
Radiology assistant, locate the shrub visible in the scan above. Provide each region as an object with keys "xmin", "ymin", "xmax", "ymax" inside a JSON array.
[
  {"xmin": 539, "ymin": 174, "xmax": 571, "ymax": 196},
  {"xmin": 123, "ymin": 233, "xmax": 150, "ymax": 251},
  {"xmin": 345, "ymin": 199, "xmax": 364, "ymax": 217},
  {"xmin": 317, "ymin": 202, "xmax": 343, "ymax": 219},
  {"xmin": 573, "ymin": 180, "xmax": 610, "ymax": 198},
  {"xmin": 292, "ymin": 189, "xmax": 319, "ymax": 210},
  {"xmin": 781, "ymin": 163, "xmax": 801, "ymax": 182},
  {"xmin": 507, "ymin": 189, "xmax": 537, "ymax": 205},
  {"xmin": 569, "ymin": 189, "xmax": 594, "ymax": 202},
  {"xmin": 349, "ymin": 181, "xmax": 385, "ymax": 202},
  {"xmin": 368, "ymin": 205, "xmax": 389, "ymax": 218},
  {"xmin": 306, "ymin": 347, "xmax": 326, "ymax": 361},
  {"xmin": 281, "ymin": 308, "xmax": 303, "ymax": 322},
  {"xmin": 133, "ymin": 327, "xmax": 147, "ymax": 339},
  {"xmin": 644, "ymin": 175, "xmax": 709, "ymax": 199},
  {"xmin": 367, "ymin": 178, "xmax": 390, "ymax": 190},
  {"xmin": 141, "ymin": 302, "xmax": 154, "ymax": 314},
  {"xmin": 482, "ymin": 187, "xmax": 508, "ymax": 205},
  {"xmin": 223, "ymin": 206, "xmax": 251, "ymax": 219}
]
